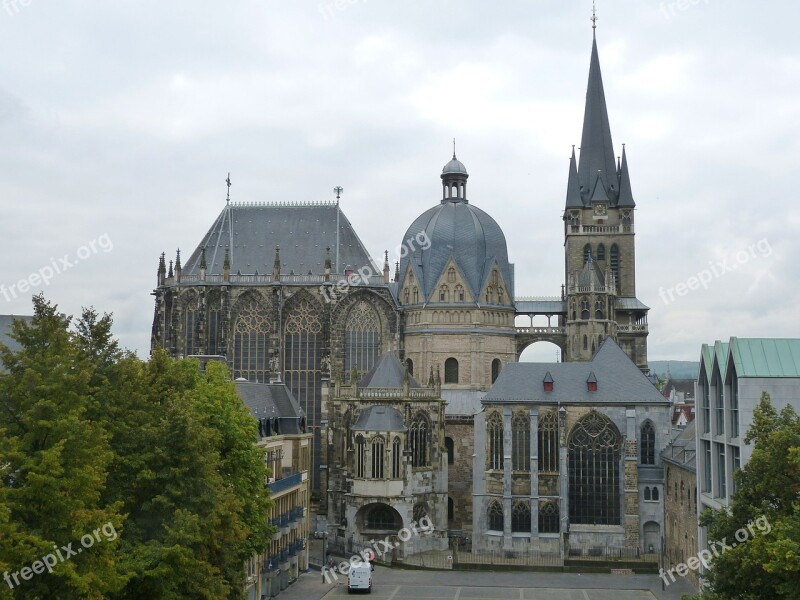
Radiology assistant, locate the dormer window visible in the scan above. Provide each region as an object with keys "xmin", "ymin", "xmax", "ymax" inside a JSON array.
[
  {"xmin": 587, "ymin": 372, "xmax": 598, "ymax": 392},
  {"xmin": 543, "ymin": 372, "xmax": 554, "ymax": 392}
]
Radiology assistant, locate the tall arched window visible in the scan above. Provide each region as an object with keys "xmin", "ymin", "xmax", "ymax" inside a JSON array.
[
  {"xmin": 405, "ymin": 358, "xmax": 414, "ymax": 377},
  {"xmin": 448, "ymin": 267, "xmax": 456, "ymax": 282},
  {"xmin": 445, "ymin": 437, "xmax": 455, "ymax": 465},
  {"xmin": 595, "ymin": 299, "xmax": 604, "ymax": 320},
  {"xmin": 597, "ymin": 243, "xmax": 606, "ymax": 261},
  {"xmin": 487, "ymin": 412, "xmax": 503, "ymax": 470},
  {"xmin": 207, "ymin": 308, "xmax": 221, "ymax": 355},
  {"xmin": 184, "ymin": 309, "xmax": 196, "ymax": 356},
  {"xmin": 644, "ymin": 487, "xmax": 652, "ymax": 501},
  {"xmin": 610, "ymin": 244, "xmax": 620, "ymax": 289},
  {"xmin": 538, "ymin": 411, "xmax": 559, "ymax": 472},
  {"xmin": 583, "ymin": 243, "xmax": 592, "ymax": 264},
  {"xmin": 355, "ymin": 434, "xmax": 366, "ymax": 478},
  {"xmin": 371, "ymin": 436, "xmax": 385, "ymax": 478},
  {"xmin": 538, "ymin": 501, "xmax": 560, "ymax": 534},
  {"xmin": 581, "ymin": 298, "xmax": 590, "ymax": 320},
  {"xmin": 570, "ymin": 300, "xmax": 576, "ymax": 321},
  {"xmin": 344, "ymin": 301, "xmax": 381, "ymax": 380},
  {"xmin": 391, "ymin": 437, "xmax": 402, "ymax": 478},
  {"xmin": 233, "ymin": 295, "xmax": 271, "ymax": 382},
  {"xmin": 491, "ymin": 359, "xmax": 502, "ymax": 383},
  {"xmin": 410, "ymin": 414, "xmax": 430, "ymax": 467},
  {"xmin": 511, "ymin": 501, "xmax": 531, "ymax": 533},
  {"xmin": 413, "ymin": 287, "xmax": 419, "ymax": 303},
  {"xmin": 488, "ymin": 500, "xmax": 503, "ymax": 531},
  {"xmin": 568, "ymin": 412, "xmax": 622, "ymax": 525},
  {"xmin": 512, "ymin": 412, "xmax": 530, "ymax": 471},
  {"xmin": 444, "ymin": 357, "xmax": 459, "ymax": 384},
  {"xmin": 653, "ymin": 487, "xmax": 660, "ymax": 501},
  {"xmin": 583, "ymin": 335, "xmax": 588, "ymax": 350},
  {"xmin": 640, "ymin": 421, "xmax": 655, "ymax": 465}
]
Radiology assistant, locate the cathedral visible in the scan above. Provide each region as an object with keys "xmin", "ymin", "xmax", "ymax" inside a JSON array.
[{"xmin": 151, "ymin": 27, "xmax": 668, "ymax": 558}]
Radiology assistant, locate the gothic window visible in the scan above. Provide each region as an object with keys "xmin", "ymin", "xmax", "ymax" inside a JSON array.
[
  {"xmin": 583, "ymin": 244, "xmax": 592, "ymax": 264},
  {"xmin": 485, "ymin": 286, "xmax": 493, "ymax": 304},
  {"xmin": 538, "ymin": 411, "xmax": 559, "ymax": 472},
  {"xmin": 497, "ymin": 287, "xmax": 504, "ymax": 304},
  {"xmin": 344, "ymin": 301, "xmax": 381, "ymax": 380},
  {"xmin": 391, "ymin": 437, "xmax": 402, "ymax": 478},
  {"xmin": 448, "ymin": 268, "xmax": 456, "ymax": 283},
  {"xmin": 491, "ymin": 270, "xmax": 499, "ymax": 285},
  {"xmin": 568, "ymin": 411, "xmax": 622, "ymax": 525},
  {"xmin": 488, "ymin": 500, "xmax": 503, "ymax": 531},
  {"xmin": 444, "ymin": 357, "xmax": 459, "ymax": 384},
  {"xmin": 622, "ymin": 210, "xmax": 632, "ymax": 230},
  {"xmin": 355, "ymin": 434, "xmax": 366, "ymax": 478},
  {"xmin": 610, "ymin": 244, "xmax": 620, "ymax": 289},
  {"xmin": 208, "ymin": 309, "xmax": 220, "ymax": 355},
  {"xmin": 410, "ymin": 413, "xmax": 430, "ymax": 467},
  {"xmin": 366, "ymin": 505, "xmax": 396, "ymax": 530},
  {"xmin": 511, "ymin": 501, "xmax": 531, "ymax": 533},
  {"xmin": 413, "ymin": 287, "xmax": 419, "ymax": 303},
  {"xmin": 455, "ymin": 285, "xmax": 465, "ymax": 302},
  {"xmin": 404, "ymin": 288, "xmax": 409, "ymax": 304},
  {"xmin": 371, "ymin": 436, "xmax": 385, "ymax": 478},
  {"xmin": 233, "ymin": 296, "xmax": 271, "ymax": 382},
  {"xmin": 405, "ymin": 358, "xmax": 414, "ymax": 377},
  {"xmin": 570, "ymin": 300, "xmax": 576, "ymax": 321},
  {"xmin": 640, "ymin": 421, "xmax": 656, "ymax": 465},
  {"xmin": 512, "ymin": 412, "xmax": 530, "ymax": 471},
  {"xmin": 595, "ymin": 299, "xmax": 604, "ymax": 320},
  {"xmin": 570, "ymin": 211, "xmax": 580, "ymax": 227},
  {"xmin": 184, "ymin": 309, "xmax": 196, "ymax": 356},
  {"xmin": 597, "ymin": 243, "xmax": 606, "ymax": 261},
  {"xmin": 583, "ymin": 335, "xmax": 588, "ymax": 350},
  {"xmin": 439, "ymin": 285, "xmax": 448, "ymax": 302},
  {"xmin": 581, "ymin": 298, "xmax": 590, "ymax": 320},
  {"xmin": 487, "ymin": 412, "xmax": 503, "ymax": 470},
  {"xmin": 653, "ymin": 487, "xmax": 660, "ymax": 501},
  {"xmin": 491, "ymin": 358, "xmax": 502, "ymax": 384},
  {"xmin": 644, "ymin": 487, "xmax": 651, "ymax": 501},
  {"xmin": 538, "ymin": 501, "xmax": 560, "ymax": 534},
  {"xmin": 445, "ymin": 437, "xmax": 455, "ymax": 465},
  {"xmin": 284, "ymin": 297, "xmax": 323, "ymax": 487}
]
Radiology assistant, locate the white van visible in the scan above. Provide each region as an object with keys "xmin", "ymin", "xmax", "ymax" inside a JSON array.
[{"xmin": 347, "ymin": 562, "xmax": 372, "ymax": 593}]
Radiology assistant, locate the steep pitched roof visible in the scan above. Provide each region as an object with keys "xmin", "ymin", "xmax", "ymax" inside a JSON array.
[
  {"xmin": 359, "ymin": 351, "xmax": 420, "ymax": 388},
  {"xmin": 728, "ymin": 338, "xmax": 800, "ymax": 378},
  {"xmin": 352, "ymin": 405, "xmax": 407, "ymax": 432},
  {"xmin": 661, "ymin": 421, "xmax": 696, "ymax": 471},
  {"xmin": 565, "ymin": 147, "xmax": 583, "ymax": 209},
  {"xmin": 235, "ymin": 380, "xmax": 306, "ymax": 436},
  {"xmin": 183, "ymin": 202, "xmax": 378, "ymax": 277},
  {"xmin": 484, "ymin": 338, "xmax": 665, "ymax": 404},
  {"xmin": 617, "ymin": 146, "xmax": 636, "ymax": 207}
]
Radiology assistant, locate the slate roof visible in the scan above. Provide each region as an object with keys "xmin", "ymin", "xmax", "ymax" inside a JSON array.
[
  {"xmin": 483, "ymin": 337, "xmax": 665, "ymax": 404},
  {"xmin": 182, "ymin": 203, "xmax": 379, "ymax": 277},
  {"xmin": 616, "ymin": 297, "xmax": 650, "ymax": 311},
  {"xmin": 515, "ymin": 299, "xmax": 566, "ymax": 314},
  {"xmin": 352, "ymin": 405, "xmax": 407, "ymax": 432},
  {"xmin": 729, "ymin": 338, "xmax": 800, "ymax": 378},
  {"xmin": 662, "ymin": 378, "xmax": 695, "ymax": 399},
  {"xmin": 359, "ymin": 351, "xmax": 420, "ymax": 388},
  {"xmin": 661, "ymin": 421, "xmax": 696, "ymax": 471},
  {"xmin": 0, "ymin": 315, "xmax": 33, "ymax": 355},
  {"xmin": 443, "ymin": 389, "xmax": 485, "ymax": 417},
  {"xmin": 398, "ymin": 193, "xmax": 514, "ymax": 303},
  {"xmin": 235, "ymin": 380, "xmax": 306, "ymax": 436}
]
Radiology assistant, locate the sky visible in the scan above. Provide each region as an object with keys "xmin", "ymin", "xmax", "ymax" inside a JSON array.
[{"xmin": 0, "ymin": 1, "xmax": 797, "ymax": 362}]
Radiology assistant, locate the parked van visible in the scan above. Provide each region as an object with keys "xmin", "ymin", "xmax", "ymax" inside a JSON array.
[{"xmin": 347, "ymin": 562, "xmax": 372, "ymax": 593}]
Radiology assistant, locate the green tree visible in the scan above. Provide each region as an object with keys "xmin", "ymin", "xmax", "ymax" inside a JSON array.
[{"xmin": 696, "ymin": 392, "xmax": 800, "ymax": 599}]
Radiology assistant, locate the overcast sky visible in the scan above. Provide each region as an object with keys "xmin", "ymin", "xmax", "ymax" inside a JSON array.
[{"xmin": 0, "ymin": 1, "xmax": 797, "ymax": 362}]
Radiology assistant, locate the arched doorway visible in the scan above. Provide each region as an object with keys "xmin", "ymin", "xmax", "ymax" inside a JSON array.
[{"xmin": 643, "ymin": 521, "xmax": 661, "ymax": 554}]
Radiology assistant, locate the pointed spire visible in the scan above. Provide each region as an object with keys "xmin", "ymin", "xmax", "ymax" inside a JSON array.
[
  {"xmin": 383, "ymin": 250, "xmax": 390, "ymax": 284},
  {"xmin": 168, "ymin": 260, "xmax": 174, "ymax": 278},
  {"xmin": 175, "ymin": 249, "xmax": 182, "ymax": 283},
  {"xmin": 157, "ymin": 253, "xmax": 166, "ymax": 285},
  {"xmin": 428, "ymin": 366, "xmax": 435, "ymax": 388},
  {"xmin": 578, "ymin": 32, "xmax": 617, "ymax": 202},
  {"xmin": 617, "ymin": 145, "xmax": 636, "ymax": 207},
  {"xmin": 565, "ymin": 146, "xmax": 583, "ymax": 209},
  {"xmin": 590, "ymin": 171, "xmax": 610, "ymax": 203},
  {"xmin": 394, "ymin": 261, "xmax": 400, "ymax": 283}
]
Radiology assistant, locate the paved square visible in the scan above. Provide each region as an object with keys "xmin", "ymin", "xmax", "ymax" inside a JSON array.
[{"xmin": 322, "ymin": 585, "xmax": 657, "ymax": 599}]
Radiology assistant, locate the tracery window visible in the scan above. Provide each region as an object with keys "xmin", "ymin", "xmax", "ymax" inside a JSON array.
[
  {"xmin": 208, "ymin": 309, "xmax": 221, "ymax": 355},
  {"xmin": 487, "ymin": 412, "xmax": 503, "ymax": 470},
  {"xmin": 184, "ymin": 309, "xmax": 196, "ymax": 356},
  {"xmin": 344, "ymin": 301, "xmax": 381, "ymax": 380},
  {"xmin": 568, "ymin": 411, "xmax": 622, "ymax": 525},
  {"xmin": 413, "ymin": 287, "xmax": 419, "ymax": 303},
  {"xmin": 455, "ymin": 285, "xmax": 465, "ymax": 302},
  {"xmin": 391, "ymin": 437, "xmax": 402, "ymax": 478},
  {"xmin": 233, "ymin": 296, "xmax": 271, "ymax": 382},
  {"xmin": 640, "ymin": 421, "xmax": 655, "ymax": 465},
  {"xmin": 538, "ymin": 411, "xmax": 559, "ymax": 472},
  {"xmin": 511, "ymin": 412, "xmax": 530, "ymax": 471},
  {"xmin": 371, "ymin": 436, "xmax": 385, "ymax": 478},
  {"xmin": 410, "ymin": 413, "xmax": 430, "ymax": 467},
  {"xmin": 538, "ymin": 501, "xmax": 560, "ymax": 534},
  {"xmin": 439, "ymin": 285, "xmax": 449, "ymax": 302},
  {"xmin": 355, "ymin": 434, "xmax": 366, "ymax": 478},
  {"xmin": 581, "ymin": 298, "xmax": 590, "ymax": 320},
  {"xmin": 488, "ymin": 500, "xmax": 503, "ymax": 531},
  {"xmin": 595, "ymin": 299, "xmax": 604, "ymax": 320},
  {"xmin": 511, "ymin": 501, "xmax": 531, "ymax": 533}
]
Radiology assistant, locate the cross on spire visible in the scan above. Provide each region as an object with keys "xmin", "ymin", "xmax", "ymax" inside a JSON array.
[
  {"xmin": 226, "ymin": 172, "xmax": 232, "ymax": 203},
  {"xmin": 591, "ymin": 1, "xmax": 598, "ymax": 30},
  {"xmin": 453, "ymin": 137, "xmax": 457, "ymax": 159},
  {"xmin": 333, "ymin": 186, "xmax": 343, "ymax": 202}
]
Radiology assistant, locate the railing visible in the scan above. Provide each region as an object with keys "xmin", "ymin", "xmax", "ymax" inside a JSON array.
[
  {"xmin": 168, "ymin": 273, "xmax": 387, "ymax": 286},
  {"xmin": 617, "ymin": 324, "xmax": 648, "ymax": 332},
  {"xmin": 569, "ymin": 224, "xmax": 634, "ymax": 234},
  {"xmin": 266, "ymin": 471, "xmax": 303, "ymax": 495},
  {"xmin": 568, "ymin": 284, "xmax": 616, "ymax": 295},
  {"xmin": 515, "ymin": 296, "xmax": 562, "ymax": 302},
  {"xmin": 515, "ymin": 327, "xmax": 566, "ymax": 335}
]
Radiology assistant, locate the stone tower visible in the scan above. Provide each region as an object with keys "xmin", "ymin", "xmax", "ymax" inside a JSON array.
[{"xmin": 563, "ymin": 30, "xmax": 649, "ymax": 370}]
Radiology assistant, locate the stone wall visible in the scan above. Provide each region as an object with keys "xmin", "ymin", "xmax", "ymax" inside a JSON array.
[{"xmin": 664, "ymin": 462, "xmax": 699, "ymax": 588}]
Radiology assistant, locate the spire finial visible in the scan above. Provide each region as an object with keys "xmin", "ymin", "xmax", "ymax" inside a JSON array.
[
  {"xmin": 226, "ymin": 172, "xmax": 232, "ymax": 203},
  {"xmin": 333, "ymin": 186, "xmax": 343, "ymax": 202},
  {"xmin": 453, "ymin": 137, "xmax": 457, "ymax": 159},
  {"xmin": 591, "ymin": 1, "xmax": 598, "ymax": 31}
]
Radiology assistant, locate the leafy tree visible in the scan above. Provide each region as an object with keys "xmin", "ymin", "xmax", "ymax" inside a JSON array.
[{"xmin": 694, "ymin": 392, "xmax": 800, "ymax": 599}]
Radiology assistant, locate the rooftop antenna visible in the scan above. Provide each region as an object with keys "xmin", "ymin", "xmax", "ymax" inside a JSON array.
[
  {"xmin": 226, "ymin": 172, "xmax": 232, "ymax": 203},
  {"xmin": 591, "ymin": 1, "xmax": 598, "ymax": 31},
  {"xmin": 333, "ymin": 186, "xmax": 343, "ymax": 274}
]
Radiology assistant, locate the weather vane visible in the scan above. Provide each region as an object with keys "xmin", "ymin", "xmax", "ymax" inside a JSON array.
[
  {"xmin": 333, "ymin": 186, "xmax": 343, "ymax": 202},
  {"xmin": 226, "ymin": 172, "xmax": 232, "ymax": 203},
  {"xmin": 591, "ymin": 1, "xmax": 598, "ymax": 30}
]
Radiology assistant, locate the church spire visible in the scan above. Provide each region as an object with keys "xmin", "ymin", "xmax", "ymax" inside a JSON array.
[
  {"xmin": 578, "ymin": 31, "xmax": 617, "ymax": 203},
  {"xmin": 617, "ymin": 144, "xmax": 636, "ymax": 207},
  {"xmin": 565, "ymin": 146, "xmax": 582, "ymax": 209}
]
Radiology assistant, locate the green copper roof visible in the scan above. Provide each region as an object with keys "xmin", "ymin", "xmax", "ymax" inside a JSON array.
[{"xmin": 729, "ymin": 338, "xmax": 800, "ymax": 378}]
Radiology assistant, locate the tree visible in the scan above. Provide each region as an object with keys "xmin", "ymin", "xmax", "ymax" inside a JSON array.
[{"xmin": 694, "ymin": 392, "xmax": 800, "ymax": 599}]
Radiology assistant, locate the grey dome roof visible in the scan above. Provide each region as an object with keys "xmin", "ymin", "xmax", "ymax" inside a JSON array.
[
  {"xmin": 442, "ymin": 156, "xmax": 468, "ymax": 175},
  {"xmin": 398, "ymin": 199, "xmax": 513, "ymax": 303}
]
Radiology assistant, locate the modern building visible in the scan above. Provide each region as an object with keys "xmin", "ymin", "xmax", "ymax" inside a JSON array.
[
  {"xmin": 237, "ymin": 381, "xmax": 312, "ymax": 599},
  {"xmin": 473, "ymin": 338, "xmax": 669, "ymax": 555},
  {"xmin": 695, "ymin": 338, "xmax": 800, "ymax": 553},
  {"xmin": 662, "ymin": 421, "xmax": 699, "ymax": 588}
]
